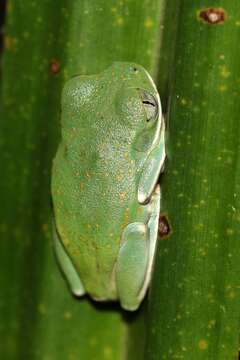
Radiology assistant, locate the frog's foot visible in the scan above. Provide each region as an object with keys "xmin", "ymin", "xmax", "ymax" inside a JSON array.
[
  {"xmin": 52, "ymin": 220, "xmax": 86, "ymax": 297},
  {"xmin": 116, "ymin": 186, "xmax": 160, "ymax": 311}
]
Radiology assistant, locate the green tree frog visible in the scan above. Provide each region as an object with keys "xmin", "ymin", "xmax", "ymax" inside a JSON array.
[{"xmin": 51, "ymin": 62, "xmax": 165, "ymax": 311}]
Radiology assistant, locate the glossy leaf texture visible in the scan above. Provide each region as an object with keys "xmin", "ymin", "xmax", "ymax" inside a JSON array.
[
  {"xmin": 0, "ymin": 1, "xmax": 166, "ymax": 359},
  {"xmin": 146, "ymin": 1, "xmax": 240, "ymax": 359}
]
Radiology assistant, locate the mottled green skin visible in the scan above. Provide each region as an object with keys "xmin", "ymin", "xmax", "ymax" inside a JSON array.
[{"xmin": 52, "ymin": 62, "xmax": 160, "ymax": 303}]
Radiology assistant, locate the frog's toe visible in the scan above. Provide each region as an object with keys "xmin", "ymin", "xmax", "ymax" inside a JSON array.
[{"xmin": 116, "ymin": 222, "xmax": 149, "ymax": 311}]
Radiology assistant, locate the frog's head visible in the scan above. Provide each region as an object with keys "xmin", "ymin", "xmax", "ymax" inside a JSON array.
[
  {"xmin": 60, "ymin": 62, "xmax": 165, "ymax": 204},
  {"xmin": 103, "ymin": 62, "xmax": 162, "ymax": 155}
]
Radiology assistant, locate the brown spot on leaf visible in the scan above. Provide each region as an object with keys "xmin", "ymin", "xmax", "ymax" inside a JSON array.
[
  {"xmin": 158, "ymin": 214, "xmax": 171, "ymax": 239},
  {"xmin": 49, "ymin": 58, "xmax": 60, "ymax": 74},
  {"xmin": 198, "ymin": 8, "xmax": 226, "ymax": 25},
  {"xmin": 4, "ymin": 36, "xmax": 17, "ymax": 51}
]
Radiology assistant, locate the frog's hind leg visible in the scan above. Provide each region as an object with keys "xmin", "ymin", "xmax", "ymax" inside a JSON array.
[
  {"xmin": 115, "ymin": 186, "xmax": 160, "ymax": 311},
  {"xmin": 52, "ymin": 220, "xmax": 86, "ymax": 297},
  {"xmin": 116, "ymin": 222, "xmax": 149, "ymax": 311}
]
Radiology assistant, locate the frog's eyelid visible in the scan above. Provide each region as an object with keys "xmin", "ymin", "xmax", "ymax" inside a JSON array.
[
  {"xmin": 139, "ymin": 90, "xmax": 158, "ymax": 122},
  {"xmin": 126, "ymin": 86, "xmax": 159, "ymax": 121},
  {"xmin": 142, "ymin": 100, "xmax": 155, "ymax": 106},
  {"xmin": 137, "ymin": 89, "xmax": 156, "ymax": 102},
  {"xmin": 142, "ymin": 100, "xmax": 156, "ymax": 122}
]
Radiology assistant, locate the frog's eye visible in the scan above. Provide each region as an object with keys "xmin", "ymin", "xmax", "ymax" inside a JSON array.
[{"xmin": 140, "ymin": 90, "xmax": 158, "ymax": 122}]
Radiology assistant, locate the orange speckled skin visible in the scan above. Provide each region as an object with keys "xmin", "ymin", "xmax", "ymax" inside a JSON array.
[{"xmin": 51, "ymin": 62, "xmax": 160, "ymax": 300}]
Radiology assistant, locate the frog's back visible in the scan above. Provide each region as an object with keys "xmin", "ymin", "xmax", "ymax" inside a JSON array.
[
  {"xmin": 52, "ymin": 134, "xmax": 140, "ymax": 299},
  {"xmin": 52, "ymin": 62, "xmax": 158, "ymax": 300}
]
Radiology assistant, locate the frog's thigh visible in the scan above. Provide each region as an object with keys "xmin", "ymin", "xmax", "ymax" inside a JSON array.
[
  {"xmin": 52, "ymin": 221, "xmax": 85, "ymax": 297},
  {"xmin": 116, "ymin": 222, "xmax": 149, "ymax": 311}
]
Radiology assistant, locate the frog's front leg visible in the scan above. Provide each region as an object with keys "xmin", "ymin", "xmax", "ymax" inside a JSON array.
[
  {"xmin": 116, "ymin": 186, "xmax": 160, "ymax": 311},
  {"xmin": 52, "ymin": 220, "xmax": 86, "ymax": 297}
]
